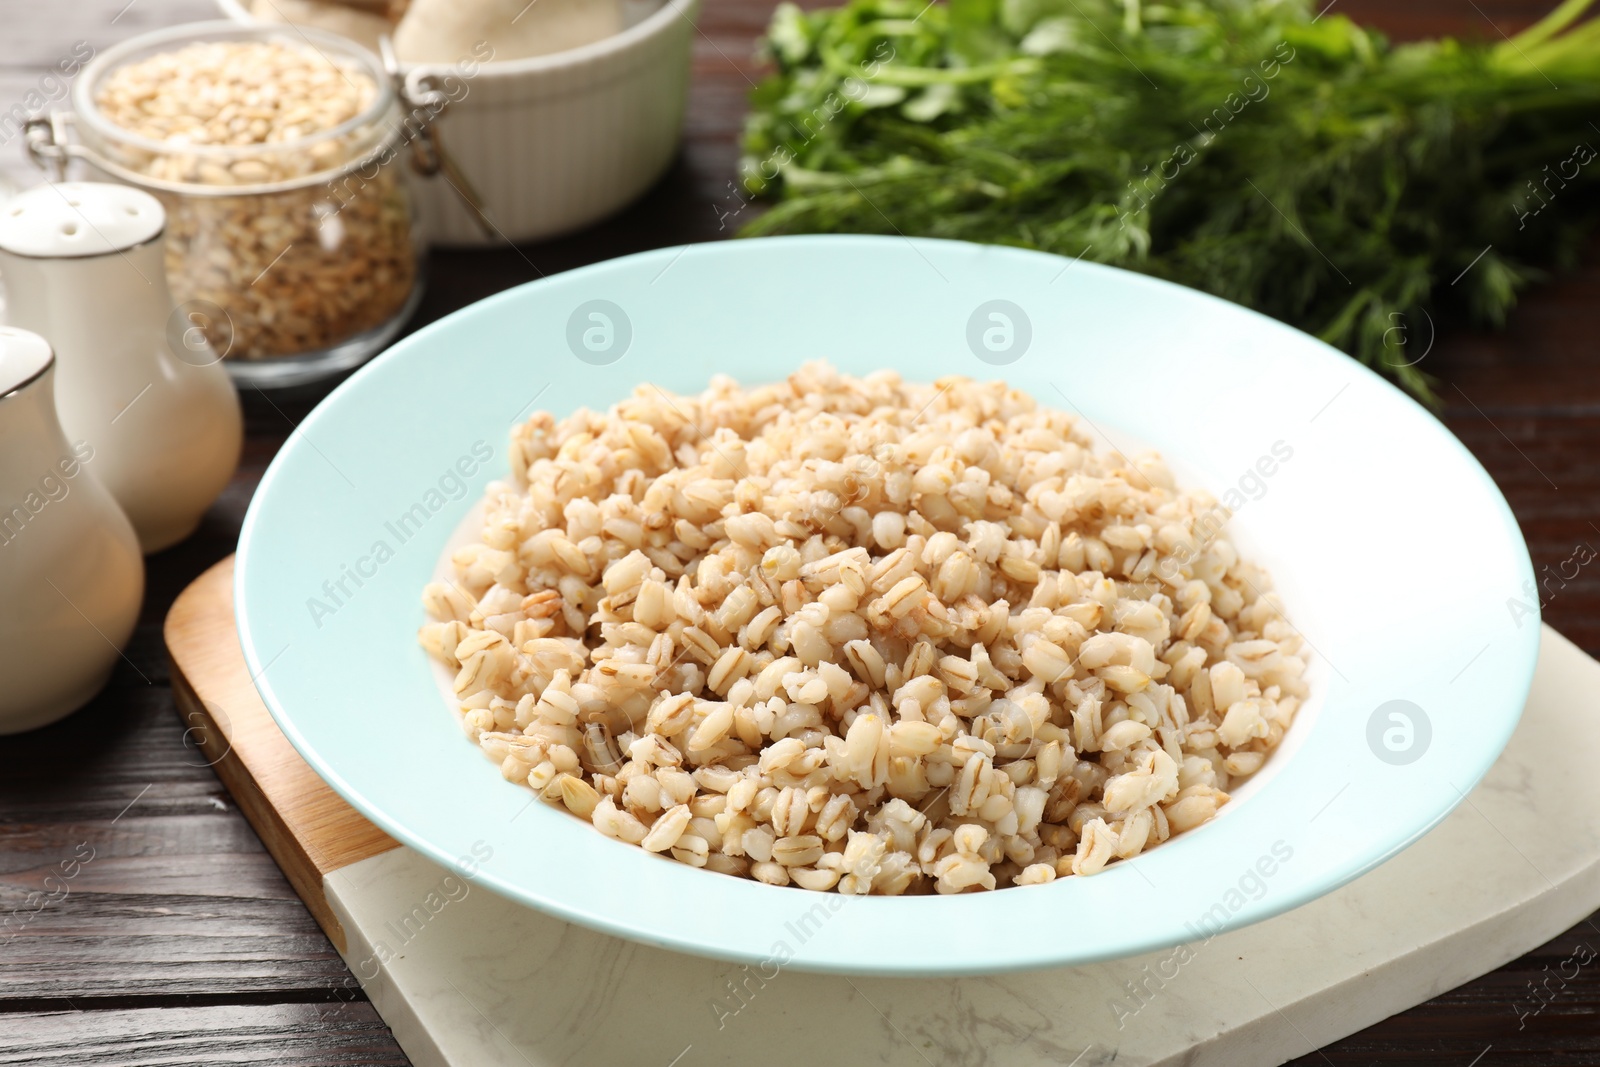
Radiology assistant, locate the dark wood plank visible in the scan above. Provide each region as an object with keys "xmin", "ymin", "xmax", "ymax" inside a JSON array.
[
  {"xmin": 3, "ymin": 0, "xmax": 1600, "ymax": 1065},
  {"xmin": 0, "ymin": 685, "xmax": 354, "ymax": 1002},
  {"xmin": 0, "ymin": 1003, "xmax": 409, "ymax": 1066}
]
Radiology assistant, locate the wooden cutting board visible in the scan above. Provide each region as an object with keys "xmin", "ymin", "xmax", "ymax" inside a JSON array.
[{"xmin": 165, "ymin": 556, "xmax": 1600, "ymax": 1067}]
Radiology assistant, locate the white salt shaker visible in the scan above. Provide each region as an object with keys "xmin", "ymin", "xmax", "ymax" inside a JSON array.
[
  {"xmin": 0, "ymin": 182, "xmax": 242, "ymax": 553},
  {"xmin": 0, "ymin": 327, "xmax": 144, "ymax": 733}
]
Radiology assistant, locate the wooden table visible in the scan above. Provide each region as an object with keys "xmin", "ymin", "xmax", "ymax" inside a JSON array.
[{"xmin": 2, "ymin": 1, "xmax": 1597, "ymax": 1063}]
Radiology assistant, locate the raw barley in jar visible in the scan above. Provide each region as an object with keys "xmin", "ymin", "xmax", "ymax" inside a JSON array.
[{"xmin": 90, "ymin": 39, "xmax": 416, "ymax": 360}]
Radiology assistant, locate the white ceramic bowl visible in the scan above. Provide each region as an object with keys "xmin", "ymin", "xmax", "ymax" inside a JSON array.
[
  {"xmin": 236, "ymin": 236, "xmax": 1539, "ymax": 975},
  {"xmin": 217, "ymin": 0, "xmax": 697, "ymax": 246}
]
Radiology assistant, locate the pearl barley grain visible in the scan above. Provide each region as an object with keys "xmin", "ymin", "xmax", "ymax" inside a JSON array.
[
  {"xmin": 420, "ymin": 363, "xmax": 1309, "ymax": 894},
  {"xmin": 91, "ymin": 39, "xmax": 415, "ymax": 361}
]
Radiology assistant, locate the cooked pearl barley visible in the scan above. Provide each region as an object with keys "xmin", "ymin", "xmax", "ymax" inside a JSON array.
[{"xmin": 421, "ymin": 363, "xmax": 1307, "ymax": 893}]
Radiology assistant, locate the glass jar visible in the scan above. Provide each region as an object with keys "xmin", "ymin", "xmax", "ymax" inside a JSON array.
[{"xmin": 28, "ymin": 21, "xmax": 427, "ymax": 388}]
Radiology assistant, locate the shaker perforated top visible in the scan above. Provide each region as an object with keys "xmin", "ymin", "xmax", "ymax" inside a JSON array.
[
  {"xmin": 0, "ymin": 182, "xmax": 163, "ymax": 258},
  {"xmin": 0, "ymin": 327, "xmax": 53, "ymax": 397}
]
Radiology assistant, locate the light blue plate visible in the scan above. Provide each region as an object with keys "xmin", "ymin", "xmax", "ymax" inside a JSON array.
[{"xmin": 237, "ymin": 235, "xmax": 1538, "ymax": 976}]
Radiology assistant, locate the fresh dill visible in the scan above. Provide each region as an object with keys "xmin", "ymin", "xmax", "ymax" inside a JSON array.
[{"xmin": 739, "ymin": 0, "xmax": 1600, "ymax": 399}]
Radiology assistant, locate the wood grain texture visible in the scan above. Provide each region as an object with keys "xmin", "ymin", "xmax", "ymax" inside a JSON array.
[
  {"xmin": 1, "ymin": 0, "xmax": 1599, "ymax": 1064},
  {"xmin": 164, "ymin": 558, "xmax": 399, "ymax": 954},
  {"xmin": 0, "ymin": 1003, "xmax": 409, "ymax": 1066},
  {"xmin": 0, "ymin": 685, "xmax": 357, "ymax": 1005}
]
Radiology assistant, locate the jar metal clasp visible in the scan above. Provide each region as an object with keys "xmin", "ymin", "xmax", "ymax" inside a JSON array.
[
  {"xmin": 23, "ymin": 112, "xmax": 81, "ymax": 183},
  {"xmin": 382, "ymin": 36, "xmax": 497, "ymax": 241}
]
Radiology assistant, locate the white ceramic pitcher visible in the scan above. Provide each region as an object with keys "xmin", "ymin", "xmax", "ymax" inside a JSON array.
[
  {"xmin": 0, "ymin": 327, "xmax": 144, "ymax": 733},
  {"xmin": 0, "ymin": 182, "xmax": 242, "ymax": 553}
]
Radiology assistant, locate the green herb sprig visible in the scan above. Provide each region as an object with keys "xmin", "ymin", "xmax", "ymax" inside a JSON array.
[{"xmin": 739, "ymin": 0, "xmax": 1600, "ymax": 400}]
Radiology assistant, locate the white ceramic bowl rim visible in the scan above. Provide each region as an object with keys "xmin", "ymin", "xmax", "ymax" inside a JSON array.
[
  {"xmin": 215, "ymin": 0, "xmax": 698, "ymax": 80},
  {"xmin": 236, "ymin": 235, "xmax": 1539, "ymax": 976}
]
